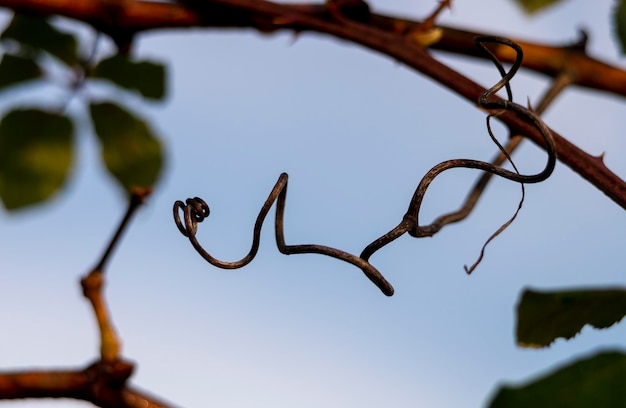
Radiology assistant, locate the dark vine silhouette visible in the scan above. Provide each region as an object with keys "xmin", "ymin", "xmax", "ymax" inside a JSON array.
[
  {"xmin": 173, "ymin": 176, "xmax": 395, "ymax": 296},
  {"xmin": 361, "ymin": 36, "xmax": 557, "ymax": 270},
  {"xmin": 173, "ymin": 36, "xmax": 556, "ymax": 296}
]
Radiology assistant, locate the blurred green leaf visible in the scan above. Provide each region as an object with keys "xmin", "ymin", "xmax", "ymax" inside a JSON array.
[
  {"xmin": 93, "ymin": 55, "xmax": 166, "ymax": 100},
  {"xmin": 488, "ymin": 350, "xmax": 626, "ymax": 408},
  {"xmin": 516, "ymin": 288, "xmax": 626, "ymax": 348},
  {"xmin": 0, "ymin": 54, "xmax": 42, "ymax": 91},
  {"xmin": 614, "ymin": 0, "xmax": 626, "ymax": 54},
  {"xmin": 89, "ymin": 101, "xmax": 164, "ymax": 193},
  {"xmin": 511, "ymin": 0, "xmax": 566, "ymax": 14},
  {"xmin": 0, "ymin": 14, "xmax": 78, "ymax": 66},
  {"xmin": 0, "ymin": 109, "xmax": 73, "ymax": 210}
]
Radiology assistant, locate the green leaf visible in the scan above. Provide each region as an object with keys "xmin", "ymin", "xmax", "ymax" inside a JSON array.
[
  {"xmin": 89, "ymin": 101, "xmax": 164, "ymax": 193},
  {"xmin": 0, "ymin": 54, "xmax": 42, "ymax": 91},
  {"xmin": 0, "ymin": 109, "xmax": 74, "ymax": 210},
  {"xmin": 92, "ymin": 55, "xmax": 167, "ymax": 100},
  {"xmin": 488, "ymin": 350, "xmax": 626, "ymax": 408},
  {"xmin": 516, "ymin": 287, "xmax": 626, "ymax": 348},
  {"xmin": 0, "ymin": 14, "xmax": 78, "ymax": 66},
  {"xmin": 511, "ymin": 0, "xmax": 566, "ymax": 14},
  {"xmin": 614, "ymin": 0, "xmax": 626, "ymax": 54}
]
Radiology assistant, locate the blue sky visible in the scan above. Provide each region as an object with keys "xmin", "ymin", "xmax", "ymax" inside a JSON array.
[{"xmin": 1, "ymin": 1, "xmax": 626, "ymax": 407}]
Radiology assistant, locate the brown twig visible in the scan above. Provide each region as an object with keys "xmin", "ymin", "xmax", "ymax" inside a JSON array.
[
  {"xmin": 1, "ymin": 0, "xmax": 623, "ymax": 209},
  {"xmin": 83, "ymin": 187, "xmax": 151, "ymax": 362},
  {"xmin": 0, "ymin": 362, "xmax": 172, "ymax": 407},
  {"xmin": 0, "ymin": 1, "xmax": 623, "ymax": 97},
  {"xmin": 0, "ymin": 188, "xmax": 171, "ymax": 406},
  {"xmin": 93, "ymin": 187, "xmax": 151, "ymax": 272}
]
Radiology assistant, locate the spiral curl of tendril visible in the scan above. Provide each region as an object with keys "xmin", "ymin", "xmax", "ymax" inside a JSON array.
[{"xmin": 173, "ymin": 36, "xmax": 556, "ymax": 296}]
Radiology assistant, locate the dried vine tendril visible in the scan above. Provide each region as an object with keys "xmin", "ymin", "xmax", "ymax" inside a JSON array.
[
  {"xmin": 360, "ymin": 36, "xmax": 557, "ymax": 270},
  {"xmin": 173, "ymin": 174, "xmax": 395, "ymax": 296},
  {"xmin": 173, "ymin": 36, "xmax": 556, "ymax": 296}
]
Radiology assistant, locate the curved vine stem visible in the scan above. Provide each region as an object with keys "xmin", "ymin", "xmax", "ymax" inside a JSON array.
[
  {"xmin": 430, "ymin": 70, "xmax": 571, "ymax": 237},
  {"xmin": 360, "ymin": 36, "xmax": 557, "ymax": 267},
  {"xmin": 173, "ymin": 173, "xmax": 395, "ymax": 296}
]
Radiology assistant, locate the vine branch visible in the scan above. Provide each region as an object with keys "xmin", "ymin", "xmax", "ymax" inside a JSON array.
[
  {"xmin": 1, "ymin": 0, "xmax": 624, "ymax": 210},
  {"xmin": 0, "ymin": 0, "xmax": 624, "ymax": 97},
  {"xmin": 0, "ymin": 363, "xmax": 171, "ymax": 407}
]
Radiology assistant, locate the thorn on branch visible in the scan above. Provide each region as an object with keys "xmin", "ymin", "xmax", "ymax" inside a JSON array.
[
  {"xmin": 567, "ymin": 28, "xmax": 589, "ymax": 53},
  {"xmin": 402, "ymin": 0, "xmax": 451, "ymax": 47},
  {"xmin": 92, "ymin": 0, "xmax": 138, "ymax": 55},
  {"xmin": 421, "ymin": 0, "xmax": 452, "ymax": 31}
]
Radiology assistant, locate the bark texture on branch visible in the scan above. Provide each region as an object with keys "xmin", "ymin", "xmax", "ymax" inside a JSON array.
[
  {"xmin": 0, "ymin": 361, "xmax": 171, "ymax": 408},
  {"xmin": 0, "ymin": 0, "xmax": 624, "ymax": 209},
  {"xmin": 1, "ymin": 0, "xmax": 625, "ymax": 97}
]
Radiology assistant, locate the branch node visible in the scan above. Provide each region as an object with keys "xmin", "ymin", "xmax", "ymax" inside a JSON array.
[{"xmin": 85, "ymin": 359, "xmax": 135, "ymax": 389}]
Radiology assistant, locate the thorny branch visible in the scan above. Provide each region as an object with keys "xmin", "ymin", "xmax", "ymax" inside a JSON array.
[
  {"xmin": 0, "ymin": 0, "xmax": 620, "ymax": 95},
  {"xmin": 0, "ymin": 1, "xmax": 622, "ymax": 93},
  {"xmin": 174, "ymin": 36, "xmax": 556, "ymax": 296},
  {"xmin": 1, "ymin": 0, "xmax": 624, "ymax": 208}
]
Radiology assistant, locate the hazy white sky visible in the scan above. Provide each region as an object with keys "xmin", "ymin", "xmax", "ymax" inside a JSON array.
[{"xmin": 1, "ymin": 1, "xmax": 625, "ymax": 407}]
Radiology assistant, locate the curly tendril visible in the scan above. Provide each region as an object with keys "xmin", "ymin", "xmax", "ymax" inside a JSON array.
[
  {"xmin": 360, "ymin": 36, "xmax": 557, "ymax": 270},
  {"xmin": 173, "ymin": 173, "xmax": 395, "ymax": 296},
  {"xmin": 173, "ymin": 36, "xmax": 556, "ymax": 296}
]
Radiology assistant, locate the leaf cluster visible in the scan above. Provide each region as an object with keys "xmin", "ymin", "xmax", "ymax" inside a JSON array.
[{"xmin": 0, "ymin": 14, "xmax": 166, "ymax": 210}]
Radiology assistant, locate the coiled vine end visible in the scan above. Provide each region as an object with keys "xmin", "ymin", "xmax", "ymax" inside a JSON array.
[{"xmin": 173, "ymin": 197, "xmax": 210, "ymax": 238}]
